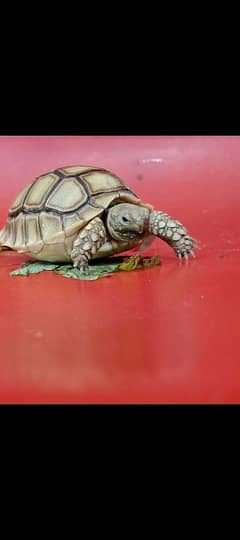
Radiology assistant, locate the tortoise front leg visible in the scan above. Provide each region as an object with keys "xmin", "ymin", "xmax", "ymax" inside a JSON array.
[
  {"xmin": 71, "ymin": 217, "xmax": 107, "ymax": 273},
  {"xmin": 149, "ymin": 211, "xmax": 197, "ymax": 259}
]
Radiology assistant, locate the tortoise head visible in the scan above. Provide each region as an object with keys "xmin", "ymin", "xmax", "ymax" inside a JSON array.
[{"xmin": 107, "ymin": 203, "xmax": 150, "ymax": 241}]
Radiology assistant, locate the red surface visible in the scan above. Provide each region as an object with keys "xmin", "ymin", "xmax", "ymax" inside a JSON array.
[{"xmin": 0, "ymin": 135, "xmax": 240, "ymax": 404}]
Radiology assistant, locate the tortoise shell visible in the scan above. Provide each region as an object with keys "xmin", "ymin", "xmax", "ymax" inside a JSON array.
[{"xmin": 0, "ymin": 166, "xmax": 152, "ymax": 262}]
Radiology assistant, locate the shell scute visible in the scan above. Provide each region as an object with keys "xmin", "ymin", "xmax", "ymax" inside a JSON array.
[
  {"xmin": 14, "ymin": 214, "xmax": 26, "ymax": 249},
  {"xmin": 23, "ymin": 173, "xmax": 59, "ymax": 210},
  {"xmin": 39, "ymin": 212, "xmax": 64, "ymax": 244},
  {"xmin": 10, "ymin": 185, "xmax": 31, "ymax": 215},
  {"xmin": 58, "ymin": 165, "xmax": 100, "ymax": 176},
  {"xmin": 82, "ymin": 171, "xmax": 124, "ymax": 194},
  {"xmin": 25, "ymin": 215, "xmax": 41, "ymax": 245},
  {"xmin": 46, "ymin": 178, "xmax": 88, "ymax": 212}
]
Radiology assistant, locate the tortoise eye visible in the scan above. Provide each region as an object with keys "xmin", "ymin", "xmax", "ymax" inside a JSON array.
[{"xmin": 122, "ymin": 216, "xmax": 129, "ymax": 223}]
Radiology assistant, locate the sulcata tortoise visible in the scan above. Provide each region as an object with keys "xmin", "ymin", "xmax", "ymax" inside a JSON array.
[{"xmin": 0, "ymin": 165, "xmax": 196, "ymax": 272}]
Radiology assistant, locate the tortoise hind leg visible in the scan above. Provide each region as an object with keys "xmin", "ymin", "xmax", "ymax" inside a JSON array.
[
  {"xmin": 0, "ymin": 246, "xmax": 11, "ymax": 251},
  {"xmin": 71, "ymin": 217, "xmax": 107, "ymax": 273},
  {"xmin": 0, "ymin": 225, "xmax": 12, "ymax": 252},
  {"xmin": 0, "ymin": 227, "xmax": 11, "ymax": 251}
]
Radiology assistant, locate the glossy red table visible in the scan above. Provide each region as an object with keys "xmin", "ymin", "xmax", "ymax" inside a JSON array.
[{"xmin": 0, "ymin": 136, "xmax": 239, "ymax": 404}]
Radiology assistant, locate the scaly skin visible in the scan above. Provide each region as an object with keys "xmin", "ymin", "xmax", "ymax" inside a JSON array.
[
  {"xmin": 71, "ymin": 217, "xmax": 107, "ymax": 273},
  {"xmin": 149, "ymin": 211, "xmax": 196, "ymax": 259},
  {"xmin": 71, "ymin": 207, "xmax": 197, "ymax": 273}
]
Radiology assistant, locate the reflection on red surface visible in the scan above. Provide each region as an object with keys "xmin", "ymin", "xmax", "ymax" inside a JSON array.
[{"xmin": 0, "ymin": 136, "xmax": 240, "ymax": 403}]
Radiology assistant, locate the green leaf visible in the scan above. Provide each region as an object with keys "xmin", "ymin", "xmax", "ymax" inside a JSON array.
[
  {"xmin": 55, "ymin": 262, "xmax": 120, "ymax": 280},
  {"xmin": 142, "ymin": 255, "xmax": 161, "ymax": 268},
  {"xmin": 10, "ymin": 255, "xmax": 161, "ymax": 280},
  {"xmin": 119, "ymin": 256, "xmax": 142, "ymax": 271},
  {"xmin": 119, "ymin": 255, "xmax": 161, "ymax": 271},
  {"xmin": 10, "ymin": 261, "xmax": 59, "ymax": 276}
]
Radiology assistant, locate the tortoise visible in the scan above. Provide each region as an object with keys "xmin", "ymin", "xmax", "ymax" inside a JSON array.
[{"xmin": 0, "ymin": 165, "xmax": 196, "ymax": 272}]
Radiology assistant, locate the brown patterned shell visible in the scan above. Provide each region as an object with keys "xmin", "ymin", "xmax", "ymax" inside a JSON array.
[{"xmin": 0, "ymin": 166, "xmax": 150, "ymax": 261}]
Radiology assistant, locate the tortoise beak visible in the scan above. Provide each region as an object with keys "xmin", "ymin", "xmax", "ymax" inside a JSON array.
[{"xmin": 121, "ymin": 230, "xmax": 142, "ymax": 240}]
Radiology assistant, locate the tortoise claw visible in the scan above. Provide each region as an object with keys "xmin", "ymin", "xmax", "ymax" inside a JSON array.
[
  {"xmin": 73, "ymin": 257, "xmax": 89, "ymax": 274},
  {"xmin": 175, "ymin": 235, "xmax": 197, "ymax": 262},
  {"xmin": 80, "ymin": 265, "xmax": 89, "ymax": 275}
]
